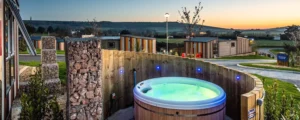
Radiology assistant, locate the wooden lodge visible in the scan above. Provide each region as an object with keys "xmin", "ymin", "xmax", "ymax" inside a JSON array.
[
  {"xmin": 120, "ymin": 35, "xmax": 156, "ymax": 53},
  {"xmin": 184, "ymin": 37, "xmax": 252, "ymax": 58},
  {"xmin": 184, "ymin": 37, "xmax": 218, "ymax": 58}
]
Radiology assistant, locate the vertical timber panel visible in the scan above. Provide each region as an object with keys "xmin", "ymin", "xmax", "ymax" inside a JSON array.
[
  {"xmin": 167, "ymin": 56, "xmax": 175, "ymax": 76},
  {"xmin": 117, "ymin": 51, "xmax": 125, "ymax": 108},
  {"xmin": 135, "ymin": 52, "xmax": 142, "ymax": 83},
  {"xmin": 147, "ymin": 53, "xmax": 154, "ymax": 79},
  {"xmin": 141, "ymin": 53, "xmax": 149, "ymax": 80},
  {"xmin": 154, "ymin": 54, "xmax": 162, "ymax": 78},
  {"xmin": 102, "ymin": 50, "xmax": 110, "ymax": 118},
  {"xmin": 123, "ymin": 52, "xmax": 130, "ymax": 108},
  {"xmin": 181, "ymin": 58, "xmax": 188, "ymax": 77},
  {"xmin": 241, "ymin": 93, "xmax": 256, "ymax": 120},
  {"xmin": 173, "ymin": 56, "xmax": 181, "ymax": 76},
  {"xmin": 161, "ymin": 55, "xmax": 168, "ymax": 77},
  {"xmin": 112, "ymin": 51, "xmax": 120, "ymax": 112},
  {"xmin": 128, "ymin": 52, "xmax": 136, "ymax": 105},
  {"xmin": 108, "ymin": 50, "xmax": 115, "ymax": 115}
]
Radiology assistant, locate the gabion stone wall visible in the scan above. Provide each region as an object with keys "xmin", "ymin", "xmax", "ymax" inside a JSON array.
[
  {"xmin": 66, "ymin": 38, "xmax": 102, "ymax": 120},
  {"xmin": 41, "ymin": 36, "xmax": 61, "ymax": 93}
]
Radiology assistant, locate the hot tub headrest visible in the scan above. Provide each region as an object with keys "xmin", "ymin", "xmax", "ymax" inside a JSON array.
[{"xmin": 138, "ymin": 82, "xmax": 152, "ymax": 93}]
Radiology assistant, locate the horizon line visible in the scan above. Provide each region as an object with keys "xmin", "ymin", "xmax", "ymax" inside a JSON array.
[{"xmin": 23, "ymin": 19, "xmax": 295, "ymax": 30}]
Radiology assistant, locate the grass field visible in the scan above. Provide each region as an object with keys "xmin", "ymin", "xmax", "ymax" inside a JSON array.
[
  {"xmin": 269, "ymin": 49, "xmax": 285, "ymax": 55},
  {"xmin": 217, "ymin": 55, "xmax": 271, "ymax": 59},
  {"xmin": 240, "ymin": 62, "xmax": 300, "ymax": 72},
  {"xmin": 20, "ymin": 61, "xmax": 67, "ymax": 86},
  {"xmin": 254, "ymin": 74, "xmax": 300, "ymax": 102},
  {"xmin": 20, "ymin": 49, "xmax": 65, "ymax": 55},
  {"xmin": 254, "ymin": 40, "xmax": 293, "ymax": 47}
]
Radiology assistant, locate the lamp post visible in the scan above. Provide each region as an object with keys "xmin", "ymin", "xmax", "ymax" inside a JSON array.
[{"xmin": 165, "ymin": 13, "xmax": 169, "ymax": 54}]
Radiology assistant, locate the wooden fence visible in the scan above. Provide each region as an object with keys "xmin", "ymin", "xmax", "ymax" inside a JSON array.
[{"xmin": 101, "ymin": 50, "xmax": 264, "ymax": 120}]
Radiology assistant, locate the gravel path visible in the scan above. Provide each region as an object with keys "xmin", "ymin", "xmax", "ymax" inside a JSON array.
[
  {"xmin": 204, "ymin": 59, "xmax": 300, "ymax": 88},
  {"xmin": 257, "ymin": 47, "xmax": 283, "ymax": 59}
]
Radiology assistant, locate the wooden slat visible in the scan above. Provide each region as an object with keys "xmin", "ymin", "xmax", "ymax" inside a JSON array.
[
  {"xmin": 181, "ymin": 58, "xmax": 188, "ymax": 77},
  {"xmin": 134, "ymin": 97, "xmax": 226, "ymax": 120},
  {"xmin": 101, "ymin": 50, "xmax": 264, "ymax": 120},
  {"xmin": 135, "ymin": 52, "xmax": 143, "ymax": 83},
  {"xmin": 117, "ymin": 51, "xmax": 125, "ymax": 108},
  {"xmin": 167, "ymin": 55, "xmax": 175, "ymax": 76}
]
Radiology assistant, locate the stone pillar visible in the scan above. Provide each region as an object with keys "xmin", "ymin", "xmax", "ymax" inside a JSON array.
[
  {"xmin": 41, "ymin": 36, "xmax": 61, "ymax": 93},
  {"xmin": 66, "ymin": 39, "xmax": 102, "ymax": 120}
]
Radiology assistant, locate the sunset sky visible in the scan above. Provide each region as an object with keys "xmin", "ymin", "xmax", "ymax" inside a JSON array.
[{"xmin": 19, "ymin": 0, "xmax": 300, "ymax": 29}]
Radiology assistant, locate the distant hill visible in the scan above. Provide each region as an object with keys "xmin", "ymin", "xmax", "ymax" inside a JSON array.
[
  {"xmin": 23, "ymin": 20, "xmax": 231, "ymax": 34},
  {"xmin": 24, "ymin": 20, "xmax": 294, "ymax": 36}
]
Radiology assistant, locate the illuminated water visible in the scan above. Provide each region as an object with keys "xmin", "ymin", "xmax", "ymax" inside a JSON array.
[{"xmin": 144, "ymin": 83, "xmax": 218, "ymax": 101}]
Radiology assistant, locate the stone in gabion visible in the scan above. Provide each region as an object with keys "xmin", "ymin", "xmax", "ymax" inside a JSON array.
[
  {"xmin": 42, "ymin": 36, "xmax": 56, "ymax": 49},
  {"xmin": 41, "ymin": 49, "xmax": 56, "ymax": 64},
  {"xmin": 67, "ymin": 39, "xmax": 102, "ymax": 120},
  {"xmin": 42, "ymin": 64, "xmax": 59, "ymax": 80}
]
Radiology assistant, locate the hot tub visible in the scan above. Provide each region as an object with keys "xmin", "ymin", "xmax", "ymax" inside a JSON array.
[{"xmin": 133, "ymin": 77, "xmax": 226, "ymax": 120}]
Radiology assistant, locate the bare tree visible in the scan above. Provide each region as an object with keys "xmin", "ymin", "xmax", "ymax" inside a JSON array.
[
  {"xmin": 178, "ymin": 1, "xmax": 205, "ymax": 39},
  {"xmin": 284, "ymin": 25, "xmax": 300, "ymax": 66},
  {"xmin": 87, "ymin": 18, "xmax": 101, "ymax": 36},
  {"xmin": 285, "ymin": 25, "xmax": 300, "ymax": 47}
]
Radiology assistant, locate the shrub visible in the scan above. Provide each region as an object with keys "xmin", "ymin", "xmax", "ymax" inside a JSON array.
[
  {"xmin": 19, "ymin": 38, "xmax": 27, "ymax": 52},
  {"xmin": 20, "ymin": 66, "xmax": 63, "ymax": 120},
  {"xmin": 263, "ymin": 79, "xmax": 300, "ymax": 120}
]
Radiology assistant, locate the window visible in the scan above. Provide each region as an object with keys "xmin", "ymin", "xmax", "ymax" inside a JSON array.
[
  {"xmin": 4, "ymin": 6, "xmax": 16, "ymax": 91},
  {"xmin": 108, "ymin": 42, "xmax": 115, "ymax": 49},
  {"xmin": 231, "ymin": 42, "xmax": 235, "ymax": 47},
  {"xmin": 213, "ymin": 43, "xmax": 218, "ymax": 55}
]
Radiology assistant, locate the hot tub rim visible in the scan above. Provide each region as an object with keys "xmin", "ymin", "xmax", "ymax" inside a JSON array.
[{"xmin": 133, "ymin": 77, "xmax": 227, "ymax": 110}]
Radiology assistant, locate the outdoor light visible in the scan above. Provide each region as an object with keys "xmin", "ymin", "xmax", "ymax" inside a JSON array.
[
  {"xmin": 119, "ymin": 67, "xmax": 124, "ymax": 75},
  {"xmin": 120, "ymin": 70, "xmax": 124, "ymax": 74},
  {"xmin": 236, "ymin": 75, "xmax": 241, "ymax": 81},
  {"xmin": 197, "ymin": 68, "xmax": 202, "ymax": 73},
  {"xmin": 156, "ymin": 65, "xmax": 161, "ymax": 71},
  {"xmin": 164, "ymin": 13, "xmax": 170, "ymax": 18},
  {"xmin": 196, "ymin": 67, "xmax": 203, "ymax": 74},
  {"xmin": 165, "ymin": 13, "xmax": 170, "ymax": 55}
]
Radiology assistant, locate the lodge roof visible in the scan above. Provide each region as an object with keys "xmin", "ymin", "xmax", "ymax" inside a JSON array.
[
  {"xmin": 185, "ymin": 37, "xmax": 218, "ymax": 42},
  {"xmin": 121, "ymin": 35, "xmax": 156, "ymax": 40}
]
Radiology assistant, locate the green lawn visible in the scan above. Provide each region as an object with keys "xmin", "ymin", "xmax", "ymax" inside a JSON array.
[
  {"xmin": 240, "ymin": 63, "xmax": 300, "ymax": 72},
  {"xmin": 20, "ymin": 49, "xmax": 65, "ymax": 55},
  {"xmin": 20, "ymin": 61, "xmax": 67, "ymax": 86},
  {"xmin": 254, "ymin": 40, "xmax": 293, "ymax": 47},
  {"xmin": 269, "ymin": 49, "xmax": 285, "ymax": 55},
  {"xmin": 254, "ymin": 74, "xmax": 300, "ymax": 102},
  {"xmin": 156, "ymin": 38, "xmax": 186, "ymax": 44},
  {"xmin": 217, "ymin": 55, "xmax": 271, "ymax": 59}
]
